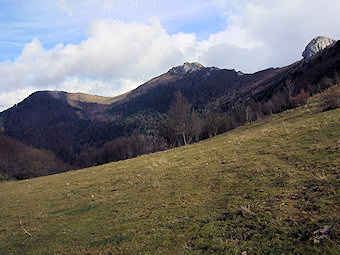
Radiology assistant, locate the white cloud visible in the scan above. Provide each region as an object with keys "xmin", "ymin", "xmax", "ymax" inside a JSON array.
[
  {"xmin": 1, "ymin": 0, "xmax": 340, "ymax": 111},
  {"xmin": 0, "ymin": 87, "xmax": 37, "ymax": 110},
  {"xmin": 57, "ymin": 76, "xmax": 142, "ymax": 97},
  {"xmin": 222, "ymin": 0, "xmax": 340, "ymax": 66},
  {"xmin": 0, "ymin": 18, "xmax": 192, "ymax": 111},
  {"xmin": 16, "ymin": 38, "xmax": 44, "ymax": 62},
  {"xmin": 202, "ymin": 43, "xmax": 268, "ymax": 72}
]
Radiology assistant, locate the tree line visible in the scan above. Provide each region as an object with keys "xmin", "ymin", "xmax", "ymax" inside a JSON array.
[
  {"xmin": 63, "ymin": 72, "xmax": 340, "ymax": 169},
  {"xmin": 159, "ymin": 73, "xmax": 339, "ymax": 147}
]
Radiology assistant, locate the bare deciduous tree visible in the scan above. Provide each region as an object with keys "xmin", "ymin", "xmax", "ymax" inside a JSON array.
[
  {"xmin": 161, "ymin": 92, "xmax": 201, "ymax": 146},
  {"xmin": 284, "ymin": 78, "xmax": 294, "ymax": 99}
]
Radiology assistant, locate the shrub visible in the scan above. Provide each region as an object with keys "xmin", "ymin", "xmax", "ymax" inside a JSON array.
[
  {"xmin": 291, "ymin": 89, "xmax": 310, "ymax": 107},
  {"xmin": 320, "ymin": 86, "xmax": 340, "ymax": 111}
]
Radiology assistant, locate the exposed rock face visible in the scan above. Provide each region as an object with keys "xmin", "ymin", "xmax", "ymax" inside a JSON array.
[
  {"xmin": 236, "ymin": 71, "xmax": 245, "ymax": 77},
  {"xmin": 302, "ymin": 36, "xmax": 336, "ymax": 60},
  {"xmin": 169, "ymin": 62, "xmax": 204, "ymax": 75}
]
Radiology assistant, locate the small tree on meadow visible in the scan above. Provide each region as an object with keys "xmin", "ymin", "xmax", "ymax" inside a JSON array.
[{"xmin": 161, "ymin": 92, "xmax": 201, "ymax": 146}]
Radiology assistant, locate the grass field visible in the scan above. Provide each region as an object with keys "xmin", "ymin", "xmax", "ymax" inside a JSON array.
[
  {"xmin": 67, "ymin": 92, "xmax": 128, "ymax": 106},
  {"xmin": 0, "ymin": 101, "xmax": 339, "ymax": 254}
]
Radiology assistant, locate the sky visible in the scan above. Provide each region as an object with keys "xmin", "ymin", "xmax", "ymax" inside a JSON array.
[{"xmin": 0, "ymin": 0, "xmax": 339, "ymax": 111}]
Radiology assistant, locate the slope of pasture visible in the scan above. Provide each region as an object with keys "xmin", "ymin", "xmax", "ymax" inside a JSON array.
[{"xmin": 0, "ymin": 102, "xmax": 339, "ymax": 254}]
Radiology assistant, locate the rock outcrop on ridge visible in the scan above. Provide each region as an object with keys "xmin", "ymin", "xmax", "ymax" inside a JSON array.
[
  {"xmin": 302, "ymin": 36, "xmax": 336, "ymax": 60},
  {"xmin": 169, "ymin": 62, "xmax": 204, "ymax": 76}
]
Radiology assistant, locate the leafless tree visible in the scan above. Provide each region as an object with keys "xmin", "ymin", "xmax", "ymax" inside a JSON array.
[
  {"xmin": 161, "ymin": 92, "xmax": 201, "ymax": 146},
  {"xmin": 284, "ymin": 78, "xmax": 294, "ymax": 99}
]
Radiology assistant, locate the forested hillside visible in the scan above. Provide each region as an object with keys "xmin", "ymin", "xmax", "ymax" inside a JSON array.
[
  {"xmin": 1, "ymin": 40, "xmax": 339, "ymax": 178},
  {"xmin": 0, "ymin": 135, "xmax": 68, "ymax": 180}
]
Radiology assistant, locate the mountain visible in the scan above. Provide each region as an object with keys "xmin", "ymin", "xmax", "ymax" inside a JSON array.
[
  {"xmin": 0, "ymin": 91, "xmax": 129, "ymax": 165},
  {"xmin": 302, "ymin": 36, "xmax": 336, "ymax": 60},
  {"xmin": 0, "ymin": 37, "xmax": 339, "ymax": 176}
]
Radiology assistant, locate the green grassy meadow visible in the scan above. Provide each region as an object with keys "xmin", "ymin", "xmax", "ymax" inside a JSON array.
[{"xmin": 0, "ymin": 102, "xmax": 339, "ymax": 254}]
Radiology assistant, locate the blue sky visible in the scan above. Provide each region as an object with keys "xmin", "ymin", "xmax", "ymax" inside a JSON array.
[
  {"xmin": 0, "ymin": 0, "xmax": 339, "ymax": 111},
  {"xmin": 0, "ymin": 0, "xmax": 226, "ymax": 61}
]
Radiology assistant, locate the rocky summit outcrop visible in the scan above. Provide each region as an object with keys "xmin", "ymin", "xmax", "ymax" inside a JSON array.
[
  {"xmin": 302, "ymin": 36, "xmax": 336, "ymax": 60},
  {"xmin": 168, "ymin": 62, "xmax": 204, "ymax": 76}
]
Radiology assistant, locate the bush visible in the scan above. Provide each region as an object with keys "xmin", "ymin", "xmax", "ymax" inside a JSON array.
[
  {"xmin": 291, "ymin": 89, "xmax": 310, "ymax": 107},
  {"xmin": 320, "ymin": 86, "xmax": 340, "ymax": 111}
]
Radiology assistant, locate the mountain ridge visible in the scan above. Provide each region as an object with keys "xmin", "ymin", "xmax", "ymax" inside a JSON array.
[
  {"xmin": 2, "ymin": 36, "xmax": 337, "ymax": 113},
  {"xmin": 1, "ymin": 37, "xmax": 339, "ymax": 176}
]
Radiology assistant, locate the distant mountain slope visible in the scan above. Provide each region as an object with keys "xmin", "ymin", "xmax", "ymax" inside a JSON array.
[
  {"xmin": 1, "ymin": 38, "xmax": 339, "ymax": 170},
  {"xmin": 0, "ymin": 98, "xmax": 338, "ymax": 254},
  {"xmin": 1, "ymin": 91, "xmax": 128, "ymax": 164},
  {"xmin": 66, "ymin": 92, "xmax": 128, "ymax": 107},
  {"xmin": 113, "ymin": 65, "xmax": 279, "ymax": 114},
  {"xmin": 112, "ymin": 40, "xmax": 340, "ymax": 116}
]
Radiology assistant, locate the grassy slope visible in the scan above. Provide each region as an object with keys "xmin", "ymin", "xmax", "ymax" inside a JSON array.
[
  {"xmin": 66, "ymin": 92, "xmax": 129, "ymax": 106},
  {"xmin": 0, "ymin": 103, "xmax": 339, "ymax": 254}
]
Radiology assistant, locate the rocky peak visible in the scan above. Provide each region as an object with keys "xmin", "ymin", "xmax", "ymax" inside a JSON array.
[
  {"xmin": 168, "ymin": 62, "xmax": 205, "ymax": 76},
  {"xmin": 302, "ymin": 36, "xmax": 336, "ymax": 60}
]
